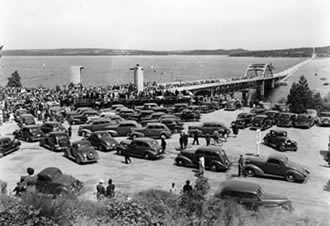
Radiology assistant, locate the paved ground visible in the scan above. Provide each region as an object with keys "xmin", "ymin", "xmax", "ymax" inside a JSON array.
[{"xmin": 1, "ymin": 108, "xmax": 330, "ymax": 218}]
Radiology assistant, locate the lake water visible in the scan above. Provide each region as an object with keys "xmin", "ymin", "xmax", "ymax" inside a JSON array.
[{"xmin": 0, "ymin": 55, "xmax": 305, "ymax": 88}]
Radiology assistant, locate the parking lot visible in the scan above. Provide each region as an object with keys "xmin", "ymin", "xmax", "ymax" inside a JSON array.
[{"xmin": 0, "ymin": 108, "xmax": 330, "ymax": 217}]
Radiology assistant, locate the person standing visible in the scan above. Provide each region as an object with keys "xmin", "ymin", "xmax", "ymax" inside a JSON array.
[
  {"xmin": 183, "ymin": 180, "xmax": 193, "ymax": 194},
  {"xmin": 192, "ymin": 130, "xmax": 199, "ymax": 145},
  {"xmin": 238, "ymin": 155, "xmax": 246, "ymax": 177},
  {"xmin": 182, "ymin": 132, "xmax": 188, "ymax": 149},
  {"xmin": 96, "ymin": 180, "xmax": 106, "ymax": 201},
  {"xmin": 169, "ymin": 182, "xmax": 177, "ymax": 194},
  {"xmin": 68, "ymin": 125, "xmax": 72, "ymax": 138},
  {"xmin": 106, "ymin": 179, "xmax": 115, "ymax": 198},
  {"xmin": 161, "ymin": 136, "xmax": 167, "ymax": 152},
  {"xmin": 231, "ymin": 122, "xmax": 239, "ymax": 138},
  {"xmin": 179, "ymin": 132, "xmax": 184, "ymax": 150},
  {"xmin": 205, "ymin": 133, "xmax": 210, "ymax": 146},
  {"xmin": 124, "ymin": 150, "xmax": 132, "ymax": 164},
  {"xmin": 200, "ymin": 155, "xmax": 205, "ymax": 177}
]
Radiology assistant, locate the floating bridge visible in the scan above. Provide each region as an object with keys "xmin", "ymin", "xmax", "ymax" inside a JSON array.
[{"xmin": 160, "ymin": 55, "xmax": 315, "ymax": 99}]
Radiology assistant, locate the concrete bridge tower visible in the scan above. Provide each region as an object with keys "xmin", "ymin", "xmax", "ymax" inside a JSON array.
[{"xmin": 131, "ymin": 64, "xmax": 144, "ymax": 92}]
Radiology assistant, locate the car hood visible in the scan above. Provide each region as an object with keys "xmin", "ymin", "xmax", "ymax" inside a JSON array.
[
  {"xmin": 78, "ymin": 147, "xmax": 96, "ymax": 154},
  {"xmin": 101, "ymin": 137, "xmax": 118, "ymax": 145},
  {"xmin": 262, "ymin": 192, "xmax": 289, "ymax": 202}
]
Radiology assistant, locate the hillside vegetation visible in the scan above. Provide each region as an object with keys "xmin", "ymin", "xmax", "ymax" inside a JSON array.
[{"xmin": 0, "ymin": 177, "xmax": 328, "ymax": 226}]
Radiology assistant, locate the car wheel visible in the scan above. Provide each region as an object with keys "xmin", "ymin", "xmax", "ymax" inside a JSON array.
[
  {"xmin": 279, "ymin": 145, "xmax": 285, "ymax": 152},
  {"xmin": 286, "ymin": 173, "xmax": 296, "ymax": 182},
  {"xmin": 100, "ymin": 145, "xmax": 107, "ymax": 152},
  {"xmin": 211, "ymin": 164, "xmax": 218, "ymax": 172},
  {"xmin": 117, "ymin": 149, "xmax": 122, "ymax": 155},
  {"xmin": 81, "ymin": 131, "xmax": 86, "ymax": 137},
  {"xmin": 132, "ymin": 134, "xmax": 137, "ymax": 139},
  {"xmin": 27, "ymin": 137, "xmax": 32, "ymax": 142},
  {"xmin": 263, "ymin": 138, "xmax": 269, "ymax": 145},
  {"xmin": 160, "ymin": 134, "xmax": 166, "ymax": 139},
  {"xmin": 144, "ymin": 153, "xmax": 150, "ymax": 159},
  {"xmin": 71, "ymin": 121, "xmax": 76, "ymax": 125},
  {"xmin": 245, "ymin": 168, "xmax": 255, "ymax": 177}
]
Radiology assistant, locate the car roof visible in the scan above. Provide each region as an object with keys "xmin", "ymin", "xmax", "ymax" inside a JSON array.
[
  {"xmin": 196, "ymin": 146, "xmax": 225, "ymax": 153},
  {"xmin": 48, "ymin": 131, "xmax": 68, "ymax": 136},
  {"xmin": 254, "ymin": 115, "xmax": 268, "ymax": 118},
  {"xmin": 120, "ymin": 120, "xmax": 138, "ymax": 124},
  {"xmin": 37, "ymin": 167, "xmax": 63, "ymax": 179},
  {"xmin": 221, "ymin": 180, "xmax": 260, "ymax": 194},
  {"xmin": 146, "ymin": 122, "xmax": 166, "ymax": 126},
  {"xmin": 133, "ymin": 137, "xmax": 157, "ymax": 143},
  {"xmin": 72, "ymin": 140, "xmax": 91, "ymax": 145},
  {"xmin": 268, "ymin": 153, "xmax": 287, "ymax": 160},
  {"xmin": 270, "ymin": 129, "xmax": 287, "ymax": 133},
  {"xmin": 23, "ymin": 125, "xmax": 40, "ymax": 129},
  {"xmin": 0, "ymin": 137, "xmax": 11, "ymax": 141}
]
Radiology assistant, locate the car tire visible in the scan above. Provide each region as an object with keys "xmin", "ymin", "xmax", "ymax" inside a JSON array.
[
  {"xmin": 117, "ymin": 149, "xmax": 122, "ymax": 155},
  {"xmin": 286, "ymin": 173, "xmax": 296, "ymax": 182},
  {"xmin": 81, "ymin": 131, "xmax": 86, "ymax": 137},
  {"xmin": 100, "ymin": 145, "xmax": 107, "ymax": 152},
  {"xmin": 279, "ymin": 145, "xmax": 285, "ymax": 152},
  {"xmin": 132, "ymin": 134, "xmax": 137, "ymax": 139},
  {"xmin": 144, "ymin": 153, "xmax": 150, "ymax": 160},
  {"xmin": 72, "ymin": 121, "xmax": 76, "ymax": 125},
  {"xmin": 160, "ymin": 134, "xmax": 166, "ymax": 139},
  {"xmin": 245, "ymin": 168, "xmax": 255, "ymax": 177}
]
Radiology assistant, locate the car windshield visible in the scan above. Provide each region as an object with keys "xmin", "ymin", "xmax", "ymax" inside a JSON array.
[
  {"xmin": 97, "ymin": 133, "xmax": 110, "ymax": 138},
  {"xmin": 280, "ymin": 114, "xmax": 291, "ymax": 120},
  {"xmin": 30, "ymin": 128, "xmax": 41, "ymax": 133},
  {"xmin": 297, "ymin": 115, "xmax": 308, "ymax": 122}
]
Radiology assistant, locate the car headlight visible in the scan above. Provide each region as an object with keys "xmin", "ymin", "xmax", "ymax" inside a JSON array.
[{"xmin": 83, "ymin": 153, "xmax": 87, "ymax": 157}]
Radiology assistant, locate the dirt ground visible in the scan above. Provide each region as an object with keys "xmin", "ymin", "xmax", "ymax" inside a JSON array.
[
  {"xmin": 1, "ymin": 58, "xmax": 330, "ymax": 218},
  {"xmin": 0, "ymin": 108, "xmax": 330, "ymax": 218}
]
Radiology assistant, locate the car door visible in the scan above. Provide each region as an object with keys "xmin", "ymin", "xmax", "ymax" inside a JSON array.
[
  {"xmin": 264, "ymin": 158, "xmax": 284, "ymax": 176},
  {"xmin": 144, "ymin": 125, "xmax": 154, "ymax": 137},
  {"xmin": 128, "ymin": 141, "xmax": 141, "ymax": 156}
]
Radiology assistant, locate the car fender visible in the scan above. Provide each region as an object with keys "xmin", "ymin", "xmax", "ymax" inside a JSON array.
[
  {"xmin": 210, "ymin": 160, "xmax": 227, "ymax": 170},
  {"xmin": 285, "ymin": 170, "xmax": 305, "ymax": 181},
  {"xmin": 131, "ymin": 131, "xmax": 145, "ymax": 138},
  {"xmin": 175, "ymin": 155, "xmax": 194, "ymax": 166},
  {"xmin": 244, "ymin": 164, "xmax": 265, "ymax": 176}
]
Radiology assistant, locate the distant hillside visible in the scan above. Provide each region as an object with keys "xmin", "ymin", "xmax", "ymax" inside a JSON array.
[
  {"xmin": 0, "ymin": 48, "xmax": 247, "ymax": 56},
  {"xmin": 230, "ymin": 47, "xmax": 314, "ymax": 57},
  {"xmin": 229, "ymin": 45, "xmax": 330, "ymax": 57}
]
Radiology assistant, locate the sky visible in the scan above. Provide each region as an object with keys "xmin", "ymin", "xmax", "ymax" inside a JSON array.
[{"xmin": 0, "ymin": 0, "xmax": 329, "ymax": 50}]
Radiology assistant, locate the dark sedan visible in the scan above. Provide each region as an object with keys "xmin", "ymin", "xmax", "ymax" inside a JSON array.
[{"xmin": 86, "ymin": 131, "xmax": 118, "ymax": 152}]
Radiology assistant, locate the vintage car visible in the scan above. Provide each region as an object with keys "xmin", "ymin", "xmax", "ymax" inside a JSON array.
[
  {"xmin": 17, "ymin": 113, "xmax": 36, "ymax": 127},
  {"xmin": 244, "ymin": 154, "xmax": 309, "ymax": 183},
  {"xmin": 318, "ymin": 112, "xmax": 330, "ymax": 127},
  {"xmin": 63, "ymin": 140, "xmax": 98, "ymax": 164},
  {"xmin": 65, "ymin": 107, "xmax": 92, "ymax": 119},
  {"xmin": 118, "ymin": 108, "xmax": 140, "ymax": 120},
  {"xmin": 172, "ymin": 103, "xmax": 189, "ymax": 113},
  {"xmin": 14, "ymin": 108, "xmax": 29, "ymax": 122},
  {"xmin": 294, "ymin": 113, "xmax": 315, "ymax": 128},
  {"xmin": 68, "ymin": 110, "xmax": 99, "ymax": 125},
  {"xmin": 175, "ymin": 146, "xmax": 232, "ymax": 172},
  {"xmin": 249, "ymin": 115, "xmax": 273, "ymax": 131},
  {"xmin": 13, "ymin": 125, "xmax": 44, "ymax": 142},
  {"xmin": 40, "ymin": 121, "xmax": 67, "ymax": 135},
  {"xmin": 306, "ymin": 109, "xmax": 318, "ymax": 123},
  {"xmin": 140, "ymin": 112, "xmax": 166, "ymax": 123},
  {"xmin": 188, "ymin": 122, "xmax": 231, "ymax": 137},
  {"xmin": 130, "ymin": 122, "xmax": 172, "ymax": 139},
  {"xmin": 100, "ymin": 113, "xmax": 125, "ymax": 124},
  {"xmin": 127, "ymin": 109, "xmax": 154, "ymax": 122},
  {"xmin": 276, "ymin": 113, "xmax": 296, "ymax": 127},
  {"xmin": 78, "ymin": 118, "xmax": 116, "ymax": 136},
  {"xmin": 263, "ymin": 130, "xmax": 297, "ymax": 152},
  {"xmin": 174, "ymin": 109, "xmax": 200, "ymax": 122},
  {"xmin": 218, "ymin": 180, "xmax": 293, "ymax": 211},
  {"xmin": 142, "ymin": 102, "xmax": 159, "ymax": 110},
  {"xmin": 116, "ymin": 137, "xmax": 164, "ymax": 160},
  {"xmin": 159, "ymin": 119, "xmax": 184, "ymax": 133},
  {"xmin": 103, "ymin": 120, "xmax": 142, "ymax": 137},
  {"xmin": 86, "ymin": 131, "xmax": 118, "ymax": 152},
  {"xmin": 35, "ymin": 167, "xmax": 83, "ymax": 198},
  {"xmin": 264, "ymin": 110, "xmax": 280, "ymax": 125},
  {"xmin": 250, "ymin": 107, "xmax": 266, "ymax": 115},
  {"xmin": 224, "ymin": 99, "xmax": 241, "ymax": 111},
  {"xmin": 39, "ymin": 132, "xmax": 71, "ymax": 152},
  {"xmin": 234, "ymin": 113, "xmax": 255, "ymax": 129},
  {"xmin": 0, "ymin": 137, "xmax": 21, "ymax": 157}
]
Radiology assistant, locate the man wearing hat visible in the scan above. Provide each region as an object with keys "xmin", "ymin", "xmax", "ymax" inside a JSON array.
[{"xmin": 96, "ymin": 179, "xmax": 106, "ymax": 201}]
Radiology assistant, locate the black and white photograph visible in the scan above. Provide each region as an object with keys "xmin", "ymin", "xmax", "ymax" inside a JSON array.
[{"xmin": 0, "ymin": 0, "xmax": 329, "ymax": 225}]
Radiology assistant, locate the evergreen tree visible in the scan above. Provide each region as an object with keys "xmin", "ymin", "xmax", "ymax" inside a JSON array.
[
  {"xmin": 6, "ymin": 71, "xmax": 22, "ymax": 87},
  {"xmin": 287, "ymin": 75, "xmax": 313, "ymax": 113}
]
